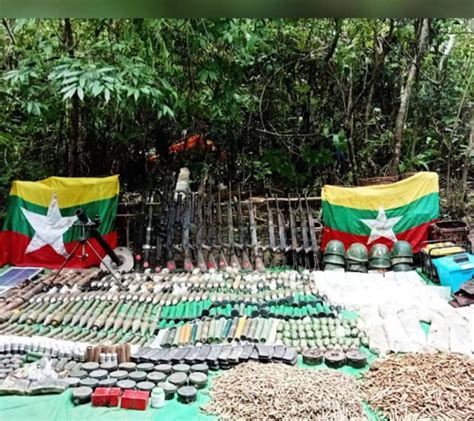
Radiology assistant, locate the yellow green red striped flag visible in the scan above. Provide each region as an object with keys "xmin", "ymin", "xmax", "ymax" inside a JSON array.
[
  {"xmin": 321, "ymin": 172, "xmax": 439, "ymax": 252},
  {"xmin": 0, "ymin": 175, "xmax": 119, "ymax": 268}
]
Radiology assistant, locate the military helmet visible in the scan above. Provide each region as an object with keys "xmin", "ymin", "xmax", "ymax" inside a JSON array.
[
  {"xmin": 369, "ymin": 258, "xmax": 391, "ymax": 269},
  {"xmin": 324, "ymin": 240, "xmax": 345, "ymax": 257},
  {"xmin": 392, "ymin": 263, "xmax": 414, "ymax": 272},
  {"xmin": 346, "ymin": 263, "xmax": 368, "ymax": 273},
  {"xmin": 369, "ymin": 244, "xmax": 390, "ymax": 260},
  {"xmin": 346, "ymin": 243, "xmax": 369, "ymax": 263},
  {"xmin": 323, "ymin": 254, "xmax": 346, "ymax": 266},
  {"xmin": 324, "ymin": 263, "xmax": 345, "ymax": 271},
  {"xmin": 391, "ymin": 240, "xmax": 414, "ymax": 258},
  {"xmin": 391, "ymin": 256, "xmax": 414, "ymax": 265}
]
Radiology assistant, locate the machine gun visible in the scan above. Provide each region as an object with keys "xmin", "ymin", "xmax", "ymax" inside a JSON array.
[{"xmin": 275, "ymin": 196, "xmax": 290, "ymax": 266}]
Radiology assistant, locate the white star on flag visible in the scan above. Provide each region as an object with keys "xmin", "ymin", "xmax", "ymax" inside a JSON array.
[
  {"xmin": 361, "ymin": 207, "xmax": 402, "ymax": 244},
  {"xmin": 21, "ymin": 194, "xmax": 77, "ymax": 256}
]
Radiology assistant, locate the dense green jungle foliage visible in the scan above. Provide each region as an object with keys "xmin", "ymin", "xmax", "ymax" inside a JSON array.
[{"xmin": 0, "ymin": 19, "xmax": 472, "ymax": 218}]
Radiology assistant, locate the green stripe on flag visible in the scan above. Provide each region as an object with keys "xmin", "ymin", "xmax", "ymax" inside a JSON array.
[
  {"xmin": 2, "ymin": 195, "xmax": 118, "ymax": 242},
  {"xmin": 322, "ymin": 192, "xmax": 439, "ymax": 235}
]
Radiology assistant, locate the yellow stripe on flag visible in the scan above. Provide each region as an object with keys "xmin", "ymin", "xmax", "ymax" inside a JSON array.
[
  {"xmin": 322, "ymin": 172, "xmax": 438, "ymax": 211},
  {"xmin": 10, "ymin": 175, "xmax": 119, "ymax": 208}
]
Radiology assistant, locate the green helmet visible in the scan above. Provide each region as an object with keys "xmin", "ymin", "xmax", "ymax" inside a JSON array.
[
  {"xmin": 323, "ymin": 254, "xmax": 345, "ymax": 265},
  {"xmin": 392, "ymin": 263, "xmax": 413, "ymax": 272},
  {"xmin": 369, "ymin": 258, "xmax": 391, "ymax": 269},
  {"xmin": 324, "ymin": 263, "xmax": 345, "ymax": 271},
  {"xmin": 346, "ymin": 243, "xmax": 369, "ymax": 263},
  {"xmin": 391, "ymin": 241, "xmax": 413, "ymax": 258},
  {"xmin": 324, "ymin": 240, "xmax": 345, "ymax": 257},
  {"xmin": 391, "ymin": 256, "xmax": 414, "ymax": 265},
  {"xmin": 347, "ymin": 263, "xmax": 368, "ymax": 273},
  {"xmin": 369, "ymin": 244, "xmax": 390, "ymax": 261}
]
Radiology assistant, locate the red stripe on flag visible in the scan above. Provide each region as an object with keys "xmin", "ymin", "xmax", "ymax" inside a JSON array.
[
  {"xmin": 0, "ymin": 230, "xmax": 117, "ymax": 269},
  {"xmin": 321, "ymin": 220, "xmax": 436, "ymax": 253}
]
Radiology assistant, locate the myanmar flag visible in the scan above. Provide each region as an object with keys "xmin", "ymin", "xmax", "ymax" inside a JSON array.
[
  {"xmin": 0, "ymin": 176, "xmax": 119, "ymax": 268},
  {"xmin": 321, "ymin": 172, "xmax": 439, "ymax": 252}
]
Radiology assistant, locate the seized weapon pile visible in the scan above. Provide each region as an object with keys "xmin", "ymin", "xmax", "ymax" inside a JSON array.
[
  {"xmin": 362, "ymin": 353, "xmax": 474, "ymax": 420},
  {"xmin": 0, "ymin": 269, "xmax": 365, "ymax": 355},
  {"xmin": 135, "ymin": 174, "xmax": 322, "ymax": 271},
  {"xmin": 201, "ymin": 362, "xmax": 365, "ymax": 420}
]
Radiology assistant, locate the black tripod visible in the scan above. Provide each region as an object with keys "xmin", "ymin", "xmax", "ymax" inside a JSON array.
[{"xmin": 50, "ymin": 210, "xmax": 121, "ymax": 283}]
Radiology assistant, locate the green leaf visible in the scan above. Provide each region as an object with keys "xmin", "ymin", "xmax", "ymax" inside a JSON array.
[
  {"xmin": 60, "ymin": 84, "xmax": 77, "ymax": 94},
  {"xmin": 97, "ymin": 67, "xmax": 114, "ymax": 73},
  {"xmin": 104, "ymin": 88, "xmax": 111, "ymax": 103},
  {"xmin": 61, "ymin": 76, "xmax": 79, "ymax": 85},
  {"xmin": 63, "ymin": 87, "xmax": 77, "ymax": 100},
  {"xmin": 62, "ymin": 70, "xmax": 82, "ymax": 78},
  {"xmin": 92, "ymin": 82, "xmax": 104, "ymax": 97},
  {"xmin": 77, "ymin": 86, "xmax": 84, "ymax": 101}
]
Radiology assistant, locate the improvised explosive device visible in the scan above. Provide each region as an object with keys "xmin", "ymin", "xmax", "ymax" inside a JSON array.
[
  {"xmin": 362, "ymin": 353, "xmax": 474, "ymax": 420},
  {"xmin": 201, "ymin": 362, "xmax": 365, "ymax": 420}
]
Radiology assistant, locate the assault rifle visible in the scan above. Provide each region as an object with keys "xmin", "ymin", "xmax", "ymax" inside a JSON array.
[
  {"xmin": 237, "ymin": 185, "xmax": 252, "ymax": 270},
  {"xmin": 305, "ymin": 196, "xmax": 320, "ymax": 270},
  {"xmin": 182, "ymin": 193, "xmax": 194, "ymax": 271},
  {"xmin": 228, "ymin": 184, "xmax": 240, "ymax": 270},
  {"xmin": 248, "ymin": 189, "xmax": 264, "ymax": 271},
  {"xmin": 217, "ymin": 189, "xmax": 228, "ymax": 269}
]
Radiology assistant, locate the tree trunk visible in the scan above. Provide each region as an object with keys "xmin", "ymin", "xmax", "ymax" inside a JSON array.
[
  {"xmin": 389, "ymin": 19, "xmax": 430, "ymax": 176},
  {"xmin": 64, "ymin": 18, "xmax": 80, "ymax": 177},
  {"xmin": 462, "ymin": 109, "xmax": 474, "ymax": 201},
  {"xmin": 364, "ymin": 20, "xmax": 394, "ymax": 143},
  {"xmin": 344, "ymin": 67, "xmax": 358, "ymax": 185}
]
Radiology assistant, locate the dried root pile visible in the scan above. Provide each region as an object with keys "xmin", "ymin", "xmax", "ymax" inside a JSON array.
[
  {"xmin": 201, "ymin": 362, "xmax": 365, "ymax": 420},
  {"xmin": 362, "ymin": 353, "xmax": 474, "ymax": 420}
]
